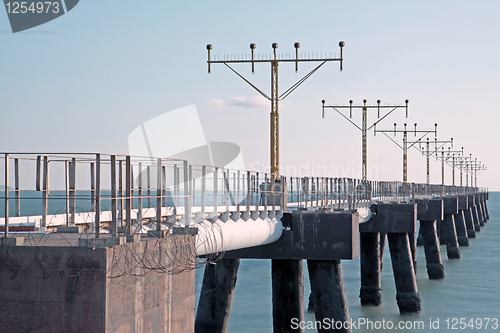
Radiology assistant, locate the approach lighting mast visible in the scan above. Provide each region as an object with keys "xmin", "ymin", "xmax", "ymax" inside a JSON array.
[
  {"xmin": 207, "ymin": 41, "xmax": 345, "ymax": 179},
  {"xmin": 321, "ymin": 99, "xmax": 409, "ymax": 182},
  {"xmin": 374, "ymin": 123, "xmax": 437, "ymax": 183}
]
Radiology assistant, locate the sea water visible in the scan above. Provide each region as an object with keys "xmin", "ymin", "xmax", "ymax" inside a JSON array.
[{"xmin": 195, "ymin": 192, "xmax": 500, "ymax": 332}]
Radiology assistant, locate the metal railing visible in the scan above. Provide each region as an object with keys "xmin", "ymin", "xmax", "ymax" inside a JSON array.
[{"xmin": 0, "ymin": 153, "xmax": 487, "ymax": 238}]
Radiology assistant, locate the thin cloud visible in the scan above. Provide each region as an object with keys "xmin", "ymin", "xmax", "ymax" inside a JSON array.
[{"xmin": 208, "ymin": 95, "xmax": 273, "ymax": 110}]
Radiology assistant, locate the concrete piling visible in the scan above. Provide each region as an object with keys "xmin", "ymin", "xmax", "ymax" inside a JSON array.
[
  {"xmin": 442, "ymin": 214, "xmax": 460, "ymax": 259},
  {"xmin": 464, "ymin": 208, "xmax": 477, "ymax": 237},
  {"xmin": 308, "ymin": 260, "xmax": 351, "ymax": 333},
  {"xmin": 455, "ymin": 196, "xmax": 470, "ymax": 246},
  {"xmin": 359, "ymin": 232, "xmax": 382, "ymax": 306},
  {"xmin": 420, "ymin": 220, "xmax": 445, "ymax": 279},
  {"xmin": 380, "ymin": 232, "xmax": 386, "ymax": 271},
  {"xmin": 195, "ymin": 259, "xmax": 240, "ymax": 333},
  {"xmin": 472, "ymin": 205, "xmax": 481, "ymax": 231},
  {"xmin": 408, "ymin": 231, "xmax": 417, "ymax": 274},
  {"xmin": 442, "ymin": 197, "xmax": 460, "ymax": 259},
  {"xmin": 272, "ymin": 259, "xmax": 304, "ymax": 333},
  {"xmin": 454, "ymin": 210, "xmax": 469, "ymax": 246},
  {"xmin": 387, "ymin": 233, "xmax": 421, "ymax": 314}
]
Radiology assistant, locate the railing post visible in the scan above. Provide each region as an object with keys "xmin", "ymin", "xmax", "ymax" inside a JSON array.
[
  {"xmin": 125, "ymin": 155, "xmax": 132, "ymax": 235},
  {"xmin": 246, "ymin": 171, "xmax": 251, "ymax": 214},
  {"xmin": 70, "ymin": 158, "xmax": 76, "ymax": 225},
  {"xmin": 225, "ymin": 169, "xmax": 230, "ymax": 215},
  {"xmin": 183, "ymin": 160, "xmax": 190, "ymax": 227},
  {"xmin": 174, "ymin": 164, "xmax": 179, "ymax": 216},
  {"xmin": 41, "ymin": 156, "xmax": 49, "ymax": 230},
  {"xmin": 156, "ymin": 158, "xmax": 162, "ymax": 231},
  {"xmin": 214, "ymin": 167, "xmax": 218, "ymax": 217},
  {"xmin": 147, "ymin": 165, "xmax": 151, "ymax": 208},
  {"xmin": 90, "ymin": 162, "xmax": 95, "ymax": 212},
  {"xmin": 4, "ymin": 154, "xmax": 9, "ymax": 238},
  {"xmin": 137, "ymin": 162, "xmax": 143, "ymax": 225},
  {"xmin": 64, "ymin": 160, "xmax": 70, "ymax": 226},
  {"xmin": 118, "ymin": 160, "xmax": 123, "ymax": 225},
  {"xmin": 14, "ymin": 158, "xmax": 20, "ymax": 217},
  {"xmin": 95, "ymin": 154, "xmax": 101, "ymax": 238},
  {"xmin": 110, "ymin": 155, "xmax": 117, "ymax": 237},
  {"xmin": 202, "ymin": 166, "xmax": 207, "ymax": 219}
]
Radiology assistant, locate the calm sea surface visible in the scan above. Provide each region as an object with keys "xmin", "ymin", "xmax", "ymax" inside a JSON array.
[{"xmin": 195, "ymin": 192, "xmax": 500, "ymax": 332}]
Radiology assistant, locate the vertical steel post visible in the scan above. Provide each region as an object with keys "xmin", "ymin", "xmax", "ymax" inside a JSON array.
[
  {"xmin": 452, "ymin": 155, "xmax": 455, "ymax": 186},
  {"xmin": 125, "ymin": 155, "xmax": 132, "ymax": 234},
  {"xmin": 14, "ymin": 158, "xmax": 20, "ymax": 217},
  {"xmin": 174, "ymin": 165, "xmax": 179, "ymax": 216},
  {"xmin": 183, "ymin": 160, "xmax": 190, "ymax": 227},
  {"xmin": 214, "ymin": 167, "xmax": 218, "ymax": 217},
  {"xmin": 270, "ymin": 58, "xmax": 279, "ymax": 179},
  {"xmin": 41, "ymin": 156, "xmax": 48, "ymax": 229},
  {"xmin": 441, "ymin": 149, "xmax": 445, "ymax": 185},
  {"xmin": 64, "ymin": 160, "xmax": 70, "ymax": 226},
  {"xmin": 118, "ymin": 160, "xmax": 123, "ymax": 225},
  {"xmin": 403, "ymin": 131, "xmax": 408, "ymax": 183},
  {"xmin": 246, "ymin": 171, "xmax": 251, "ymax": 213},
  {"xmin": 95, "ymin": 154, "xmax": 101, "ymax": 238},
  {"xmin": 111, "ymin": 155, "xmax": 117, "ymax": 236},
  {"xmin": 137, "ymin": 162, "xmax": 143, "ymax": 224},
  {"xmin": 147, "ymin": 165, "xmax": 151, "ymax": 208},
  {"xmin": 426, "ymin": 138, "xmax": 430, "ymax": 185},
  {"xmin": 202, "ymin": 165, "xmax": 207, "ymax": 218},
  {"xmin": 70, "ymin": 158, "xmax": 76, "ymax": 225},
  {"xmin": 4, "ymin": 154, "xmax": 9, "ymax": 238},
  {"xmin": 362, "ymin": 102, "xmax": 368, "ymax": 182},
  {"xmin": 156, "ymin": 159, "xmax": 162, "ymax": 231},
  {"xmin": 90, "ymin": 162, "xmax": 95, "ymax": 212}
]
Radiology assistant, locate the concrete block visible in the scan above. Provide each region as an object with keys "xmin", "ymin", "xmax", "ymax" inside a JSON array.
[
  {"xmin": 467, "ymin": 195, "xmax": 475, "ymax": 208},
  {"xmin": 117, "ymin": 226, "xmax": 136, "ymax": 234},
  {"xmin": 0, "ymin": 237, "xmax": 24, "ymax": 246},
  {"xmin": 57, "ymin": 226, "xmax": 83, "ymax": 233},
  {"xmin": 147, "ymin": 230, "xmax": 169, "ymax": 238},
  {"xmin": 443, "ymin": 197, "xmax": 459, "ymax": 215},
  {"xmin": 417, "ymin": 199, "xmax": 443, "ymax": 221},
  {"xmin": 172, "ymin": 227, "xmax": 198, "ymax": 235},
  {"xmin": 78, "ymin": 236, "xmax": 126, "ymax": 247},
  {"xmin": 126, "ymin": 234, "xmax": 141, "ymax": 243},
  {"xmin": 361, "ymin": 203, "xmax": 417, "ymax": 233},
  {"xmin": 458, "ymin": 196, "xmax": 468, "ymax": 210},
  {"xmin": 223, "ymin": 210, "xmax": 359, "ymax": 260}
]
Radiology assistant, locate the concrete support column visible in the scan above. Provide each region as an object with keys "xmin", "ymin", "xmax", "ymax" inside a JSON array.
[
  {"xmin": 477, "ymin": 203, "xmax": 485, "ymax": 226},
  {"xmin": 408, "ymin": 231, "xmax": 417, "ymax": 274},
  {"xmin": 416, "ymin": 226, "xmax": 424, "ymax": 246},
  {"xmin": 380, "ymin": 233, "xmax": 386, "ymax": 271},
  {"xmin": 438, "ymin": 220, "xmax": 446, "ymax": 245},
  {"xmin": 359, "ymin": 233, "xmax": 381, "ymax": 306},
  {"xmin": 195, "ymin": 259, "xmax": 240, "ymax": 333},
  {"xmin": 479, "ymin": 200, "xmax": 487, "ymax": 223},
  {"xmin": 387, "ymin": 233, "xmax": 421, "ymax": 314},
  {"xmin": 442, "ymin": 214, "xmax": 460, "ymax": 259},
  {"xmin": 454, "ymin": 210, "xmax": 469, "ymax": 246},
  {"xmin": 484, "ymin": 197, "xmax": 490, "ymax": 220},
  {"xmin": 471, "ymin": 205, "xmax": 481, "ymax": 231},
  {"xmin": 419, "ymin": 220, "xmax": 445, "ymax": 279},
  {"xmin": 308, "ymin": 260, "xmax": 351, "ymax": 333},
  {"xmin": 272, "ymin": 259, "xmax": 304, "ymax": 333},
  {"xmin": 464, "ymin": 208, "xmax": 477, "ymax": 238}
]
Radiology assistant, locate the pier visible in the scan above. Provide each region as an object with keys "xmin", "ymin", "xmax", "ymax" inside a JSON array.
[{"xmin": 0, "ymin": 152, "xmax": 490, "ymax": 333}]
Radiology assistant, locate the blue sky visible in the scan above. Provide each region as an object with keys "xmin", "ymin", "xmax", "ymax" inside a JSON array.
[{"xmin": 1, "ymin": 1, "xmax": 499, "ymax": 189}]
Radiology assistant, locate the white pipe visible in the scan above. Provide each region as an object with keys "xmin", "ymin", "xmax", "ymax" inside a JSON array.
[{"xmin": 195, "ymin": 216, "xmax": 283, "ymax": 256}]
